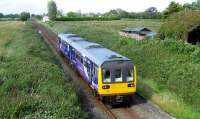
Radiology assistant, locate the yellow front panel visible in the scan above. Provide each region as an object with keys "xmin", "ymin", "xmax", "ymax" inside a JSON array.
[
  {"xmin": 99, "ymin": 83, "xmax": 136, "ymax": 96},
  {"xmin": 98, "ymin": 66, "xmax": 137, "ymax": 96}
]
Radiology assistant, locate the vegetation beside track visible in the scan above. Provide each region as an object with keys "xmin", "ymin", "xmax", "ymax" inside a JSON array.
[
  {"xmin": 0, "ymin": 21, "xmax": 88, "ymax": 118},
  {"xmin": 44, "ymin": 19, "xmax": 200, "ymax": 119}
]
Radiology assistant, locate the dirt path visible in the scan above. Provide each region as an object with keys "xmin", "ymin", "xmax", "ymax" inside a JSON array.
[{"xmin": 32, "ymin": 19, "xmax": 174, "ymax": 119}]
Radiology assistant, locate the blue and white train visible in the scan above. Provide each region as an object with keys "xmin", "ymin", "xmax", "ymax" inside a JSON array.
[{"xmin": 58, "ymin": 32, "xmax": 137, "ymax": 103}]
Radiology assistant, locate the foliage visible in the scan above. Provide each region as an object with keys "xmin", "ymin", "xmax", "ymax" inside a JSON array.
[
  {"xmin": 102, "ymin": 8, "xmax": 161, "ymax": 19},
  {"xmin": 57, "ymin": 9, "xmax": 64, "ymax": 17},
  {"xmin": 0, "ymin": 13, "xmax": 20, "ymax": 18},
  {"xmin": 0, "ymin": 18, "xmax": 20, "ymax": 21},
  {"xmin": 47, "ymin": 0, "xmax": 57, "ymax": 20},
  {"xmin": 31, "ymin": 14, "xmax": 42, "ymax": 20},
  {"xmin": 44, "ymin": 20, "xmax": 200, "ymax": 119},
  {"xmin": 61, "ymin": 8, "xmax": 161, "ymax": 20},
  {"xmin": 0, "ymin": 13, "xmax": 20, "ymax": 21},
  {"xmin": 55, "ymin": 17, "xmax": 120, "ymax": 21},
  {"xmin": 67, "ymin": 11, "xmax": 81, "ymax": 18},
  {"xmin": 162, "ymin": 1, "xmax": 183, "ymax": 19},
  {"xmin": 0, "ymin": 13, "xmax": 3, "ymax": 18},
  {"xmin": 0, "ymin": 21, "xmax": 88, "ymax": 118},
  {"xmin": 103, "ymin": 9, "xmax": 129, "ymax": 18},
  {"xmin": 183, "ymin": 0, "xmax": 200, "ymax": 10},
  {"xmin": 158, "ymin": 11, "xmax": 200, "ymax": 41},
  {"xmin": 20, "ymin": 12, "xmax": 30, "ymax": 21},
  {"xmin": 143, "ymin": 7, "xmax": 161, "ymax": 19},
  {"xmin": 146, "ymin": 7, "xmax": 158, "ymax": 13}
]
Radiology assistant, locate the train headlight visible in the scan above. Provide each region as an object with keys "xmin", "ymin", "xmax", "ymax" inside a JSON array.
[
  {"xmin": 102, "ymin": 85, "xmax": 110, "ymax": 89},
  {"xmin": 128, "ymin": 84, "xmax": 135, "ymax": 87}
]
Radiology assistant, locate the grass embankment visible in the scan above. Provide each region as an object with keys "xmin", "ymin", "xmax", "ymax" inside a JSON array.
[
  {"xmin": 0, "ymin": 21, "xmax": 87, "ymax": 118},
  {"xmin": 45, "ymin": 20, "xmax": 200, "ymax": 119}
]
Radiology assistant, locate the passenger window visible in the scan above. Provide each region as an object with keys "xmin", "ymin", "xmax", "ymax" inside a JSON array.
[
  {"xmin": 76, "ymin": 52, "xmax": 83, "ymax": 64},
  {"xmin": 115, "ymin": 69, "xmax": 122, "ymax": 82},
  {"xmin": 67, "ymin": 45, "xmax": 70, "ymax": 51},
  {"xmin": 126, "ymin": 69, "xmax": 133, "ymax": 82},
  {"xmin": 103, "ymin": 69, "xmax": 111, "ymax": 83}
]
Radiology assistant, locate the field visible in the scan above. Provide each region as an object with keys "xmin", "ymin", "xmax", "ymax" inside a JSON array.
[
  {"xmin": 0, "ymin": 21, "xmax": 87, "ymax": 118},
  {"xmin": 45, "ymin": 19, "xmax": 200, "ymax": 119}
]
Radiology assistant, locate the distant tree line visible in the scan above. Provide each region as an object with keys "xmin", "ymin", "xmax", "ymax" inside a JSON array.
[
  {"xmin": 1, "ymin": 0, "xmax": 200, "ymax": 21},
  {"xmin": 0, "ymin": 13, "xmax": 20, "ymax": 18},
  {"xmin": 58, "ymin": 8, "xmax": 161, "ymax": 20},
  {"xmin": 0, "ymin": 12, "xmax": 31, "ymax": 21},
  {"xmin": 49, "ymin": 0, "xmax": 200, "ymax": 21},
  {"xmin": 55, "ymin": 17, "xmax": 120, "ymax": 21}
]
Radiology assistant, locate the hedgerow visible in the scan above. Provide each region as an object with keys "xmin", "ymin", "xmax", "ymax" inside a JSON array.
[{"xmin": 55, "ymin": 17, "xmax": 120, "ymax": 21}]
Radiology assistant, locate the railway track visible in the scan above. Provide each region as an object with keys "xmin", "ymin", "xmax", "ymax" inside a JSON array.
[{"xmin": 32, "ymin": 20, "xmax": 173, "ymax": 119}]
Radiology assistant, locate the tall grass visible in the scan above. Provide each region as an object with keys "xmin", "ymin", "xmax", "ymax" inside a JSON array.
[
  {"xmin": 0, "ymin": 21, "xmax": 88, "ymax": 118},
  {"xmin": 44, "ymin": 20, "xmax": 200, "ymax": 119}
]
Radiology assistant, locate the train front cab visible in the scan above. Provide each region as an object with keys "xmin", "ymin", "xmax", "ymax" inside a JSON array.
[{"xmin": 97, "ymin": 61, "xmax": 136, "ymax": 103}]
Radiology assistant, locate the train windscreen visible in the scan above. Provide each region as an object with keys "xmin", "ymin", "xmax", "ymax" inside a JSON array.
[{"xmin": 102, "ymin": 62, "xmax": 133, "ymax": 83}]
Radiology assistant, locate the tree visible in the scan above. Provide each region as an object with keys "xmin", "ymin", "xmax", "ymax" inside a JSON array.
[
  {"xmin": 197, "ymin": 0, "xmax": 200, "ymax": 7},
  {"xmin": 67, "ymin": 12, "xmax": 80, "ymax": 17},
  {"xmin": 20, "ymin": 12, "xmax": 30, "ymax": 21},
  {"xmin": 31, "ymin": 14, "xmax": 42, "ymax": 20},
  {"xmin": 57, "ymin": 9, "xmax": 64, "ymax": 17},
  {"xmin": 183, "ymin": 1, "xmax": 200, "ymax": 10},
  {"xmin": 144, "ymin": 7, "xmax": 161, "ymax": 19},
  {"xmin": 0, "ymin": 13, "xmax": 3, "ymax": 18},
  {"xmin": 146, "ymin": 7, "xmax": 158, "ymax": 13},
  {"xmin": 103, "ymin": 9, "xmax": 128, "ymax": 18},
  {"xmin": 47, "ymin": 0, "xmax": 57, "ymax": 20},
  {"xmin": 163, "ymin": 1, "xmax": 183, "ymax": 19}
]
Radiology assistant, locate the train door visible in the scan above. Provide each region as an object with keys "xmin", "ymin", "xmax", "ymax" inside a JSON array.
[
  {"xmin": 84, "ymin": 59, "xmax": 92, "ymax": 84},
  {"xmin": 58, "ymin": 37, "xmax": 61, "ymax": 49},
  {"xmin": 88, "ymin": 62, "xmax": 92, "ymax": 84},
  {"xmin": 91, "ymin": 64, "xmax": 98, "ymax": 87},
  {"xmin": 67, "ymin": 45, "xmax": 70, "ymax": 58},
  {"xmin": 71, "ymin": 49, "xmax": 76, "ymax": 63},
  {"xmin": 63, "ymin": 42, "xmax": 68, "ymax": 55}
]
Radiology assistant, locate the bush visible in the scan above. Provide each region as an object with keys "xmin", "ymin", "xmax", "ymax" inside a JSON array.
[{"xmin": 20, "ymin": 12, "xmax": 30, "ymax": 21}]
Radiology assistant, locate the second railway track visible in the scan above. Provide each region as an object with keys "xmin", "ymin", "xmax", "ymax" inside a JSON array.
[{"xmin": 32, "ymin": 20, "xmax": 174, "ymax": 119}]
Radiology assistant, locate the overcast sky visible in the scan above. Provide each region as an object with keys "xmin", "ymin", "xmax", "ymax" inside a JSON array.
[{"xmin": 0, "ymin": 0, "xmax": 196, "ymax": 14}]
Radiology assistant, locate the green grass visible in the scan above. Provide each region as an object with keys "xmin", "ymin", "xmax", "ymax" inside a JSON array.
[
  {"xmin": 0, "ymin": 21, "xmax": 88, "ymax": 119},
  {"xmin": 44, "ymin": 19, "xmax": 200, "ymax": 119}
]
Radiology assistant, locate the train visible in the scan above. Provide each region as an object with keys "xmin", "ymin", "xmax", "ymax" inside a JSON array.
[{"xmin": 58, "ymin": 32, "xmax": 137, "ymax": 104}]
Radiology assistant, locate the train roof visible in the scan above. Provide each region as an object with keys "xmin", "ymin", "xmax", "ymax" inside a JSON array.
[
  {"xmin": 58, "ymin": 32, "xmax": 79, "ymax": 39},
  {"xmin": 58, "ymin": 33, "xmax": 131, "ymax": 66}
]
